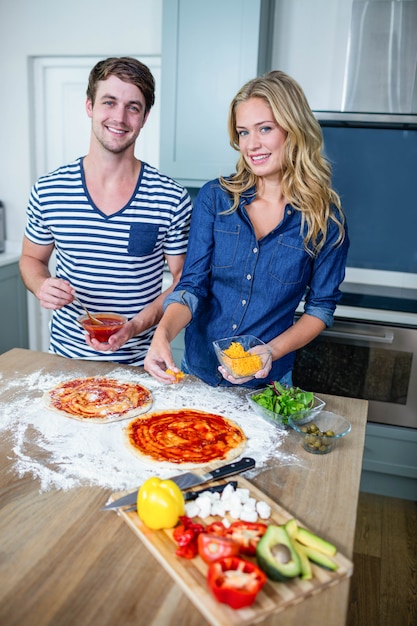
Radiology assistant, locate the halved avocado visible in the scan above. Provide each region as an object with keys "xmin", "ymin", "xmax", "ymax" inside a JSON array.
[{"xmin": 256, "ymin": 525, "xmax": 301, "ymax": 581}]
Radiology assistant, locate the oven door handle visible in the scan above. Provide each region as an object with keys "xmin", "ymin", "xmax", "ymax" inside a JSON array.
[{"xmin": 320, "ymin": 328, "xmax": 394, "ymax": 344}]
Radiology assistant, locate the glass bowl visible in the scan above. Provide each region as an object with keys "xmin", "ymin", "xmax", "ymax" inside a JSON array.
[
  {"xmin": 247, "ymin": 387, "xmax": 325, "ymax": 430},
  {"xmin": 213, "ymin": 335, "xmax": 272, "ymax": 379},
  {"xmin": 288, "ymin": 411, "xmax": 352, "ymax": 454},
  {"xmin": 77, "ymin": 313, "xmax": 127, "ymax": 342}
]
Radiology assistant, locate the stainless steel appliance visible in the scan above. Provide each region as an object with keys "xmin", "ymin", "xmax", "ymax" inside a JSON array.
[
  {"xmin": 305, "ymin": 0, "xmax": 417, "ymax": 117},
  {"xmin": 342, "ymin": 0, "xmax": 417, "ymax": 115},
  {"xmin": 313, "ymin": 0, "xmax": 417, "ymax": 120}
]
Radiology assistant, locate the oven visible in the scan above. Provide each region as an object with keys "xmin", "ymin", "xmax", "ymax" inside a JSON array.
[
  {"xmin": 294, "ymin": 318, "xmax": 417, "ymax": 429},
  {"xmin": 293, "ymin": 284, "xmax": 417, "ymax": 430}
]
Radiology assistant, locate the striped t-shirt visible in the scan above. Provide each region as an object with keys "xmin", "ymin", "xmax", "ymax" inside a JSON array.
[{"xmin": 25, "ymin": 157, "xmax": 192, "ymax": 365}]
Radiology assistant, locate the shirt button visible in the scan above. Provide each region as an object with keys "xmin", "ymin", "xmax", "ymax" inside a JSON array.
[
  {"xmin": 246, "ymin": 274, "xmax": 252, "ymax": 280},
  {"xmin": 232, "ymin": 324, "xmax": 237, "ymax": 331},
  {"xmin": 253, "ymin": 247, "xmax": 258, "ymax": 253},
  {"xmin": 287, "ymin": 208, "xmax": 292, "ymax": 215},
  {"xmin": 242, "ymin": 300, "xmax": 246, "ymax": 306}
]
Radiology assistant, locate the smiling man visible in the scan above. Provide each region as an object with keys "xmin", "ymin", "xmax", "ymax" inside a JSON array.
[{"xmin": 20, "ymin": 57, "xmax": 192, "ymax": 365}]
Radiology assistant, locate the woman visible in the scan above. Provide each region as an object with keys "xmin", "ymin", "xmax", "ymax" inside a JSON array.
[{"xmin": 144, "ymin": 70, "xmax": 349, "ymax": 387}]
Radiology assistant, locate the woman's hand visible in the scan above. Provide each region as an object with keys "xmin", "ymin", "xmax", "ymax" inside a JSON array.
[
  {"xmin": 144, "ymin": 302, "xmax": 191, "ymax": 383},
  {"xmin": 144, "ymin": 332, "xmax": 180, "ymax": 384}
]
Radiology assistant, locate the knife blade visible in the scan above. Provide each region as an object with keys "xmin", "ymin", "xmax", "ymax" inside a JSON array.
[
  {"xmin": 101, "ymin": 456, "xmax": 255, "ymax": 510},
  {"xmin": 118, "ymin": 481, "xmax": 240, "ymax": 513}
]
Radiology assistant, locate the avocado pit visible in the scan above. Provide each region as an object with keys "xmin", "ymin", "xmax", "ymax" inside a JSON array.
[{"xmin": 270, "ymin": 542, "xmax": 292, "ymax": 564}]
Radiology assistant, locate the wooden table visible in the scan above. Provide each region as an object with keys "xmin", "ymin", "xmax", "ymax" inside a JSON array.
[{"xmin": 0, "ymin": 349, "xmax": 368, "ymax": 626}]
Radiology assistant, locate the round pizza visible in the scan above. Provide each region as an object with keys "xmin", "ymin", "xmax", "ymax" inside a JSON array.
[
  {"xmin": 43, "ymin": 377, "xmax": 153, "ymax": 423},
  {"xmin": 124, "ymin": 409, "xmax": 247, "ymax": 469}
]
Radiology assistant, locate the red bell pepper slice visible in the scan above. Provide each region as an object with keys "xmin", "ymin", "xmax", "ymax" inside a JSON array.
[
  {"xmin": 173, "ymin": 517, "xmax": 206, "ymax": 560},
  {"xmin": 198, "ymin": 533, "xmax": 240, "ymax": 564},
  {"xmin": 173, "ymin": 527, "xmax": 195, "ymax": 547},
  {"xmin": 175, "ymin": 543, "xmax": 198, "ymax": 559},
  {"xmin": 225, "ymin": 521, "xmax": 268, "ymax": 556},
  {"xmin": 207, "ymin": 556, "xmax": 266, "ymax": 609},
  {"xmin": 205, "ymin": 520, "xmax": 227, "ymax": 536},
  {"xmin": 178, "ymin": 516, "xmax": 205, "ymax": 534}
]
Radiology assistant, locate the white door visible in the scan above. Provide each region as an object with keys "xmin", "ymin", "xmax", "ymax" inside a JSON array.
[{"xmin": 27, "ymin": 55, "xmax": 161, "ymax": 351}]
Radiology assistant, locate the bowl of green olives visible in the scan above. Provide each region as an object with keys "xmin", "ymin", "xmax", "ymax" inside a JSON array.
[{"xmin": 288, "ymin": 411, "xmax": 352, "ymax": 455}]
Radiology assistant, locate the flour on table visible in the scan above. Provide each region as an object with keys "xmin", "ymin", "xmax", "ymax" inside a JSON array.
[{"xmin": 0, "ymin": 368, "xmax": 301, "ymax": 493}]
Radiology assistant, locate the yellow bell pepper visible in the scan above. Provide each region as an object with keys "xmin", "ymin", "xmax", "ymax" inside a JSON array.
[{"xmin": 137, "ymin": 476, "xmax": 185, "ymax": 530}]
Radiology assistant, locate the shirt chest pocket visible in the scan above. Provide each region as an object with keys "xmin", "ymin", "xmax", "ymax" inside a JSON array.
[
  {"xmin": 212, "ymin": 226, "xmax": 240, "ymax": 268},
  {"xmin": 127, "ymin": 223, "xmax": 160, "ymax": 257},
  {"xmin": 269, "ymin": 237, "xmax": 311, "ymax": 284}
]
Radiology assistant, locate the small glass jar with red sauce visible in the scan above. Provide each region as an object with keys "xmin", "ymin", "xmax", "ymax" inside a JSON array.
[{"xmin": 77, "ymin": 313, "xmax": 127, "ymax": 342}]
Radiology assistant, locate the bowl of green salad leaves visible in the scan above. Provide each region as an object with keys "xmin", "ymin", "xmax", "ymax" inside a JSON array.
[{"xmin": 247, "ymin": 382, "xmax": 325, "ymax": 429}]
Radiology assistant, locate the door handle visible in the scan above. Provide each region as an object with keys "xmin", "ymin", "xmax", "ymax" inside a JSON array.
[{"xmin": 320, "ymin": 328, "xmax": 394, "ymax": 344}]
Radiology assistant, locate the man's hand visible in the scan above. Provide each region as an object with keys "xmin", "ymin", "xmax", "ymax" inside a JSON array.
[
  {"xmin": 84, "ymin": 319, "xmax": 136, "ymax": 352},
  {"xmin": 37, "ymin": 277, "xmax": 74, "ymax": 310}
]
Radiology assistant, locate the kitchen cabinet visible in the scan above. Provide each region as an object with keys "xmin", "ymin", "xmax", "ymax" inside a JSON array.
[
  {"xmin": 0, "ymin": 262, "xmax": 29, "ymax": 353},
  {"xmin": 160, "ymin": 0, "xmax": 274, "ymax": 187},
  {"xmin": 360, "ymin": 423, "xmax": 417, "ymax": 501}
]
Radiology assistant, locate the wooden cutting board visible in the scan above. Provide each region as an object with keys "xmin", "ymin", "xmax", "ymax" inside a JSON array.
[{"xmin": 112, "ymin": 477, "xmax": 353, "ymax": 626}]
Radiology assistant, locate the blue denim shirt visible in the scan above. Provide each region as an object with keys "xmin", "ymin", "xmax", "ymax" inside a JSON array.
[{"xmin": 165, "ymin": 179, "xmax": 349, "ymax": 387}]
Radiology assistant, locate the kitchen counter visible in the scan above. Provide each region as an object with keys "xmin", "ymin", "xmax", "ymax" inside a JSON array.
[
  {"xmin": 0, "ymin": 349, "xmax": 368, "ymax": 626},
  {"xmin": 0, "ymin": 250, "xmax": 20, "ymax": 266},
  {"xmin": 0, "ymin": 252, "xmax": 20, "ymax": 267},
  {"xmin": 0, "ymin": 240, "xmax": 21, "ymax": 266}
]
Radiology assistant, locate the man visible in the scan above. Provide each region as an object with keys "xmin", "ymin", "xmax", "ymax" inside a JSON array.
[{"xmin": 20, "ymin": 57, "xmax": 192, "ymax": 364}]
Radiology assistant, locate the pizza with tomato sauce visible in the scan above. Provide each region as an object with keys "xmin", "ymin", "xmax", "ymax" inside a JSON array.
[
  {"xmin": 43, "ymin": 377, "xmax": 153, "ymax": 423},
  {"xmin": 124, "ymin": 409, "xmax": 247, "ymax": 469}
]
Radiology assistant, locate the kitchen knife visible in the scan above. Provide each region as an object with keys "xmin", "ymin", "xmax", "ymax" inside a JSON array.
[
  {"xmin": 184, "ymin": 481, "xmax": 238, "ymax": 501},
  {"xmin": 101, "ymin": 457, "xmax": 255, "ymax": 510}
]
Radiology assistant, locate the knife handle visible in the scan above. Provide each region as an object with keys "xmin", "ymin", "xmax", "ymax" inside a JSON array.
[
  {"xmin": 209, "ymin": 457, "xmax": 255, "ymax": 480},
  {"xmin": 184, "ymin": 481, "xmax": 238, "ymax": 501}
]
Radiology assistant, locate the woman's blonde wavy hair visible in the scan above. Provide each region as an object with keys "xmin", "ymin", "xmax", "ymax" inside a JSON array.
[{"xmin": 220, "ymin": 70, "xmax": 346, "ymax": 255}]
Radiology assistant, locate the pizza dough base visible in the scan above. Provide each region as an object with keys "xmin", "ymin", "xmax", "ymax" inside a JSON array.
[
  {"xmin": 43, "ymin": 377, "xmax": 153, "ymax": 424},
  {"xmin": 124, "ymin": 409, "xmax": 247, "ymax": 470}
]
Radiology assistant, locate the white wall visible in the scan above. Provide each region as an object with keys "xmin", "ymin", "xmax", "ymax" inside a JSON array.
[{"xmin": 0, "ymin": 0, "xmax": 162, "ymax": 246}]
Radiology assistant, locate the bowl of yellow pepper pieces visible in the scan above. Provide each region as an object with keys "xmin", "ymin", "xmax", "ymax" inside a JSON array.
[{"xmin": 213, "ymin": 335, "xmax": 272, "ymax": 379}]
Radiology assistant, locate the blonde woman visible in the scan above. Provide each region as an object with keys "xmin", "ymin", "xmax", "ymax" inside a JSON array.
[{"xmin": 145, "ymin": 70, "xmax": 349, "ymax": 387}]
